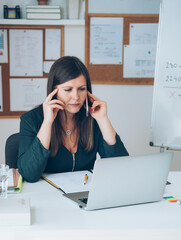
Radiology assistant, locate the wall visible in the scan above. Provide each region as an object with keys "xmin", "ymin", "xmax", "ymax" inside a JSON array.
[
  {"xmin": 88, "ymin": 0, "xmax": 160, "ymax": 14},
  {"xmin": 0, "ymin": 0, "xmax": 181, "ymax": 170}
]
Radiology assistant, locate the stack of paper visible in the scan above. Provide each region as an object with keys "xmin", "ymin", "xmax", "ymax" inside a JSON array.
[
  {"xmin": 0, "ymin": 198, "xmax": 31, "ymax": 226},
  {"xmin": 26, "ymin": 5, "xmax": 61, "ymax": 20}
]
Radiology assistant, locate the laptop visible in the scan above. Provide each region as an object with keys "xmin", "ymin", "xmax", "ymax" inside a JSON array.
[{"xmin": 63, "ymin": 152, "xmax": 173, "ymax": 210}]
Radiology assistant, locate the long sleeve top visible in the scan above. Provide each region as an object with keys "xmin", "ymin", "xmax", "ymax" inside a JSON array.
[{"xmin": 17, "ymin": 105, "xmax": 129, "ymax": 182}]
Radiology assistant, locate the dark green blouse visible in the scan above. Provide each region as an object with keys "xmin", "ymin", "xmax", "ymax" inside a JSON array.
[{"xmin": 18, "ymin": 105, "xmax": 129, "ymax": 182}]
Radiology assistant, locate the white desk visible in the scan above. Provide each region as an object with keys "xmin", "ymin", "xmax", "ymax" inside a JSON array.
[{"xmin": 0, "ymin": 172, "xmax": 181, "ymax": 240}]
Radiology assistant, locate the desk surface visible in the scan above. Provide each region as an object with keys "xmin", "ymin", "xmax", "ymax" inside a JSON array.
[{"xmin": 0, "ymin": 172, "xmax": 181, "ymax": 240}]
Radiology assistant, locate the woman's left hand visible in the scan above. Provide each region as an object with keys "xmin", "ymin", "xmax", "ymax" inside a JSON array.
[
  {"xmin": 88, "ymin": 92, "xmax": 116, "ymax": 145},
  {"xmin": 87, "ymin": 91, "xmax": 107, "ymax": 121}
]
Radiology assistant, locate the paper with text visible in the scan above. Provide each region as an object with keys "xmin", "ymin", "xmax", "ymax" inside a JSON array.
[
  {"xmin": 9, "ymin": 29, "xmax": 43, "ymax": 76},
  {"xmin": 0, "ymin": 29, "xmax": 8, "ymax": 63},
  {"xmin": 10, "ymin": 78, "xmax": 47, "ymax": 111},
  {"xmin": 90, "ymin": 17, "xmax": 123, "ymax": 64},
  {"xmin": 45, "ymin": 28, "xmax": 61, "ymax": 60},
  {"xmin": 43, "ymin": 170, "xmax": 93, "ymax": 193},
  {"xmin": 124, "ymin": 45, "xmax": 156, "ymax": 78},
  {"xmin": 129, "ymin": 23, "xmax": 158, "ymax": 45}
]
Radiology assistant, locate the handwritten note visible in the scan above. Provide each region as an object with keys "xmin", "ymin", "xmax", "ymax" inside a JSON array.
[{"xmin": 90, "ymin": 17, "xmax": 123, "ymax": 64}]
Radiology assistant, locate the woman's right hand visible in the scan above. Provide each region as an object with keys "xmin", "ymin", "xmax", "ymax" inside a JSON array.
[{"xmin": 43, "ymin": 88, "xmax": 65, "ymax": 124}]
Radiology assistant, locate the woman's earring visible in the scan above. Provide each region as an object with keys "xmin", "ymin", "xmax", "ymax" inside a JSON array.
[{"xmin": 86, "ymin": 96, "xmax": 89, "ymax": 117}]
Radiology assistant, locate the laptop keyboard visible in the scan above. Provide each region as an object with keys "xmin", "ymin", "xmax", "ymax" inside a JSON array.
[{"xmin": 78, "ymin": 198, "xmax": 88, "ymax": 204}]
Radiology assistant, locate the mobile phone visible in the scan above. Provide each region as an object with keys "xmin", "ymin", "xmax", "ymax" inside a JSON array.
[{"xmin": 86, "ymin": 96, "xmax": 89, "ymax": 117}]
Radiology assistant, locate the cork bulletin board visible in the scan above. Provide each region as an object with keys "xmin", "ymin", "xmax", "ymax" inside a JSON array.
[
  {"xmin": 85, "ymin": 0, "xmax": 159, "ymax": 85},
  {"xmin": 0, "ymin": 25, "xmax": 64, "ymax": 118}
]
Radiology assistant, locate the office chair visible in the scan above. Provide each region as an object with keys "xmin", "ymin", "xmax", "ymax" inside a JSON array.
[{"xmin": 5, "ymin": 133, "xmax": 20, "ymax": 169}]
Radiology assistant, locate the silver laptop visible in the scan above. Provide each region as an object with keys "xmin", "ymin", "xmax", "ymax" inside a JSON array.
[{"xmin": 63, "ymin": 152, "xmax": 173, "ymax": 210}]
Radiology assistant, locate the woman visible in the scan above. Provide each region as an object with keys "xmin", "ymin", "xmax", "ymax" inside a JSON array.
[{"xmin": 18, "ymin": 56, "xmax": 128, "ymax": 182}]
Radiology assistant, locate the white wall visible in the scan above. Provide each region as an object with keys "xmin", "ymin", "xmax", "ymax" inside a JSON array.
[
  {"xmin": 88, "ymin": 0, "xmax": 161, "ymax": 14},
  {"xmin": 0, "ymin": 0, "xmax": 181, "ymax": 170}
]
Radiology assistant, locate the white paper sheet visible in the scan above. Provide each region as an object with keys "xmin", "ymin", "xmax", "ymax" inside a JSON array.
[
  {"xmin": 123, "ymin": 45, "xmax": 156, "ymax": 78},
  {"xmin": 9, "ymin": 29, "xmax": 43, "ymax": 76},
  {"xmin": 7, "ymin": 169, "xmax": 15, "ymax": 187},
  {"xmin": 129, "ymin": 23, "xmax": 158, "ymax": 45},
  {"xmin": 0, "ymin": 66, "xmax": 2, "ymax": 111},
  {"xmin": 45, "ymin": 28, "xmax": 61, "ymax": 60},
  {"xmin": 43, "ymin": 170, "xmax": 92, "ymax": 194},
  {"xmin": 90, "ymin": 17, "xmax": 123, "ymax": 64},
  {"xmin": 43, "ymin": 61, "xmax": 54, "ymax": 73},
  {"xmin": 0, "ymin": 29, "xmax": 8, "ymax": 63},
  {"xmin": 10, "ymin": 78, "xmax": 47, "ymax": 111}
]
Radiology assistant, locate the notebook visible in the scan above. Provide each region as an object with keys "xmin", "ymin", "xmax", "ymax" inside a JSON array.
[
  {"xmin": 63, "ymin": 152, "xmax": 173, "ymax": 210},
  {"xmin": 8, "ymin": 169, "xmax": 23, "ymax": 193}
]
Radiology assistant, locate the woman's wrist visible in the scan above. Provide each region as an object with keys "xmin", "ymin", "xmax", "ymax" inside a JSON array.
[
  {"xmin": 96, "ymin": 115, "xmax": 109, "ymax": 124},
  {"xmin": 42, "ymin": 118, "xmax": 54, "ymax": 127},
  {"xmin": 96, "ymin": 116, "xmax": 116, "ymax": 145},
  {"xmin": 37, "ymin": 120, "xmax": 52, "ymax": 150}
]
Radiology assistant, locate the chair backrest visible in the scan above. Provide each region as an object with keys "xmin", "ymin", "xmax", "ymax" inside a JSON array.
[{"xmin": 5, "ymin": 133, "xmax": 20, "ymax": 169}]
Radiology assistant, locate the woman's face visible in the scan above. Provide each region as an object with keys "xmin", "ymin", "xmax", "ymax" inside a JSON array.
[{"xmin": 56, "ymin": 74, "xmax": 87, "ymax": 115}]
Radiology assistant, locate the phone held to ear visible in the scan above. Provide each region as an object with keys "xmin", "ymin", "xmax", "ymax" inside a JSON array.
[{"xmin": 86, "ymin": 96, "xmax": 89, "ymax": 117}]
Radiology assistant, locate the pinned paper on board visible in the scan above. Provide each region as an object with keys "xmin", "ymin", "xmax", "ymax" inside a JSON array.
[
  {"xmin": 123, "ymin": 23, "xmax": 158, "ymax": 78},
  {"xmin": 43, "ymin": 61, "xmax": 54, "ymax": 73},
  {"xmin": 90, "ymin": 17, "xmax": 123, "ymax": 64},
  {"xmin": 123, "ymin": 45, "xmax": 156, "ymax": 78},
  {"xmin": 45, "ymin": 28, "xmax": 61, "ymax": 60},
  {"xmin": 0, "ymin": 66, "xmax": 2, "ymax": 111},
  {"xmin": 129, "ymin": 23, "xmax": 158, "ymax": 45},
  {"xmin": 0, "ymin": 29, "xmax": 8, "ymax": 63},
  {"xmin": 9, "ymin": 29, "xmax": 43, "ymax": 76},
  {"xmin": 10, "ymin": 78, "xmax": 47, "ymax": 111}
]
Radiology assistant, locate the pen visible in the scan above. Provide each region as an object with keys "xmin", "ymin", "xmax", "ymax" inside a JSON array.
[{"xmin": 84, "ymin": 174, "xmax": 88, "ymax": 184}]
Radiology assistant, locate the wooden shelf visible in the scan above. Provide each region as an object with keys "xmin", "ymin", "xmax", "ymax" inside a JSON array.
[{"xmin": 0, "ymin": 19, "xmax": 85, "ymax": 26}]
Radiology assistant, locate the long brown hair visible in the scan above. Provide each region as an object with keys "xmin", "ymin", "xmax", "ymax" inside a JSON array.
[{"xmin": 47, "ymin": 56, "xmax": 94, "ymax": 156}]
